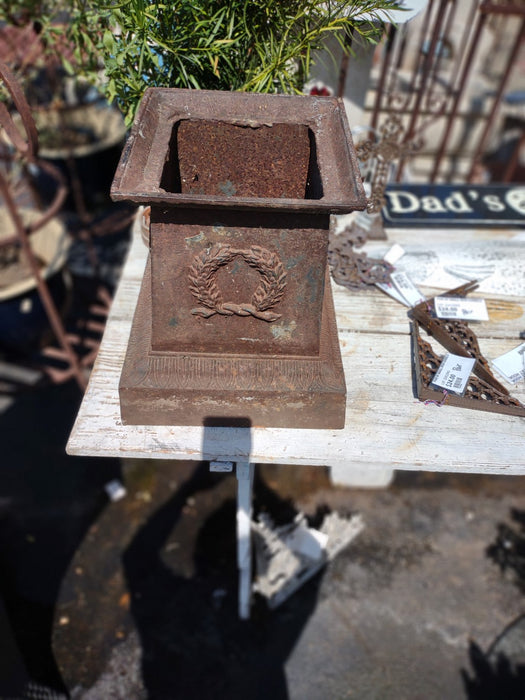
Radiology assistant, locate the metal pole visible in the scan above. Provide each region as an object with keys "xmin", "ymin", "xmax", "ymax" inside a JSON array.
[
  {"xmin": 430, "ymin": 10, "xmax": 487, "ymax": 181},
  {"xmin": 468, "ymin": 16, "xmax": 525, "ymax": 181},
  {"xmin": 236, "ymin": 462, "xmax": 255, "ymax": 620}
]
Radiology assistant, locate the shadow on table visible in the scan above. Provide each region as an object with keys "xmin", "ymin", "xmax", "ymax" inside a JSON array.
[
  {"xmin": 123, "ymin": 458, "xmax": 323, "ymax": 700},
  {"xmin": 0, "ymin": 380, "xmax": 122, "ymax": 698}
]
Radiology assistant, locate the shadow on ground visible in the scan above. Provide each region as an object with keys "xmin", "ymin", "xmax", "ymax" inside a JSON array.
[
  {"xmin": 2, "ymin": 380, "xmax": 525, "ymax": 699},
  {"xmin": 120, "ymin": 463, "xmax": 322, "ymax": 700},
  {"xmin": 0, "ymin": 380, "xmax": 121, "ymax": 698},
  {"xmin": 462, "ymin": 616, "xmax": 525, "ymax": 700}
]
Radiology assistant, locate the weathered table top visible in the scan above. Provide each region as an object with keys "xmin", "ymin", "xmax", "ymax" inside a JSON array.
[{"xmin": 67, "ymin": 215, "xmax": 525, "ymax": 474}]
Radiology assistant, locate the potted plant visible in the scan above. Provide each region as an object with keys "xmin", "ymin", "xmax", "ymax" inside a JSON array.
[{"xmin": 44, "ymin": 0, "xmax": 403, "ymax": 126}]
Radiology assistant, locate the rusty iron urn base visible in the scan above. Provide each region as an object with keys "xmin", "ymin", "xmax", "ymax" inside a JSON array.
[
  {"xmin": 111, "ymin": 89, "xmax": 366, "ymax": 429},
  {"xmin": 120, "ymin": 260, "xmax": 346, "ymax": 428}
]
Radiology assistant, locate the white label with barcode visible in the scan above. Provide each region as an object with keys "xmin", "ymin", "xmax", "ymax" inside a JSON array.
[
  {"xmin": 434, "ymin": 296, "xmax": 489, "ymax": 321},
  {"xmin": 390, "ymin": 271, "xmax": 426, "ymax": 307},
  {"xmin": 431, "ymin": 353, "xmax": 476, "ymax": 396},
  {"xmin": 492, "ymin": 343, "xmax": 525, "ymax": 384}
]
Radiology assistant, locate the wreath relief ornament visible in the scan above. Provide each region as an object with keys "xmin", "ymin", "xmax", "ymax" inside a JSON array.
[{"xmin": 189, "ymin": 243, "xmax": 287, "ymax": 322}]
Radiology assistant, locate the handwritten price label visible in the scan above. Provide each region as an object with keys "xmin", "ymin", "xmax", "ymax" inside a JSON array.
[
  {"xmin": 390, "ymin": 271, "xmax": 426, "ymax": 307},
  {"xmin": 434, "ymin": 296, "xmax": 489, "ymax": 321},
  {"xmin": 431, "ymin": 353, "xmax": 476, "ymax": 396}
]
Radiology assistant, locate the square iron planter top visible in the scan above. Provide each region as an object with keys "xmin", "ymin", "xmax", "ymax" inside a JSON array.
[{"xmin": 111, "ymin": 88, "xmax": 367, "ymax": 215}]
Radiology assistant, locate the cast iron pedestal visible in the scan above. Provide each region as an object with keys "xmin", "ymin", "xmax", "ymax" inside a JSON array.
[{"xmin": 111, "ymin": 88, "xmax": 366, "ymax": 428}]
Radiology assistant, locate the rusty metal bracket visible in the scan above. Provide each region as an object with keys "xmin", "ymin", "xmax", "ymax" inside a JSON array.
[
  {"xmin": 410, "ymin": 282, "xmax": 525, "ymax": 415},
  {"xmin": 328, "ymin": 224, "xmax": 393, "ymax": 291},
  {"xmin": 411, "ymin": 320, "xmax": 525, "ymax": 416},
  {"xmin": 410, "ymin": 282, "xmax": 510, "ymax": 396}
]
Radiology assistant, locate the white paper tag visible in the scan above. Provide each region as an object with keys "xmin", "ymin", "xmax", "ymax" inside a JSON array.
[
  {"xmin": 376, "ymin": 280, "xmax": 412, "ymax": 306},
  {"xmin": 383, "ymin": 243, "xmax": 406, "ymax": 265},
  {"xmin": 390, "ymin": 271, "xmax": 426, "ymax": 307},
  {"xmin": 431, "ymin": 353, "xmax": 476, "ymax": 396},
  {"xmin": 434, "ymin": 296, "xmax": 489, "ymax": 321},
  {"xmin": 492, "ymin": 343, "xmax": 525, "ymax": 384}
]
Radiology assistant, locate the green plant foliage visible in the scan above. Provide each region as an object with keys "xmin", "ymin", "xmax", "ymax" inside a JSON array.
[{"xmin": 1, "ymin": 1, "xmax": 403, "ymax": 124}]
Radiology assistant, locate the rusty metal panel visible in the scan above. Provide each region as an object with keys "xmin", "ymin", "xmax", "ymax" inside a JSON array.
[
  {"xmin": 111, "ymin": 88, "xmax": 367, "ymax": 213},
  {"xmin": 175, "ymin": 120, "xmax": 311, "ymax": 199},
  {"xmin": 119, "ymin": 259, "xmax": 346, "ymax": 428},
  {"xmin": 150, "ymin": 208, "xmax": 328, "ymax": 356}
]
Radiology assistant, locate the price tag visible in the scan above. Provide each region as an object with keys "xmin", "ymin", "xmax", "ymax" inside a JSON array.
[
  {"xmin": 390, "ymin": 271, "xmax": 426, "ymax": 307},
  {"xmin": 492, "ymin": 343, "xmax": 525, "ymax": 384},
  {"xmin": 431, "ymin": 353, "xmax": 476, "ymax": 396},
  {"xmin": 376, "ymin": 280, "xmax": 411, "ymax": 306},
  {"xmin": 434, "ymin": 296, "xmax": 489, "ymax": 321},
  {"xmin": 383, "ymin": 243, "xmax": 406, "ymax": 265}
]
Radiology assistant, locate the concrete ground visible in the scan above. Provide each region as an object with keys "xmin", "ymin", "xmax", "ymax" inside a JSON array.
[{"xmin": 1, "ymin": 377, "xmax": 525, "ymax": 700}]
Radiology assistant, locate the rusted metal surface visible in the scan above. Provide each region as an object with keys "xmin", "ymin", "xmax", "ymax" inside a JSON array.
[
  {"xmin": 328, "ymin": 224, "xmax": 392, "ymax": 291},
  {"xmin": 113, "ymin": 89, "xmax": 366, "ymax": 428},
  {"xmin": 111, "ymin": 88, "xmax": 366, "ymax": 212},
  {"xmin": 412, "ymin": 320, "xmax": 525, "ymax": 416},
  {"xmin": 176, "ymin": 120, "xmax": 311, "ymax": 199},
  {"xmin": 410, "ymin": 282, "xmax": 525, "ymax": 415},
  {"xmin": 467, "ymin": 12, "xmax": 525, "ymax": 181},
  {"xmin": 369, "ymin": 0, "xmax": 525, "ymax": 183},
  {"xmin": 0, "ymin": 60, "xmax": 88, "ymax": 390},
  {"xmin": 410, "ymin": 282, "xmax": 510, "ymax": 395},
  {"xmin": 150, "ymin": 208, "xmax": 329, "ymax": 356},
  {"xmin": 119, "ymin": 261, "xmax": 347, "ymax": 428},
  {"xmin": 0, "ymin": 61, "xmax": 39, "ymax": 160},
  {"xmin": 355, "ymin": 114, "xmax": 420, "ymax": 215}
]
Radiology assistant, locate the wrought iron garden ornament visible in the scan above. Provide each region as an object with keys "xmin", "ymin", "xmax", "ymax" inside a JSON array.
[
  {"xmin": 328, "ymin": 225, "xmax": 393, "ymax": 291},
  {"xmin": 410, "ymin": 283, "xmax": 525, "ymax": 416}
]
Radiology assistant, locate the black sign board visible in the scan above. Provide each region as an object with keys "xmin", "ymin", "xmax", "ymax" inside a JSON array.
[{"xmin": 383, "ymin": 184, "xmax": 525, "ymax": 228}]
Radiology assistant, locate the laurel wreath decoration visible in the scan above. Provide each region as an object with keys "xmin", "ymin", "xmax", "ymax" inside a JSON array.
[{"xmin": 188, "ymin": 243, "xmax": 287, "ymax": 322}]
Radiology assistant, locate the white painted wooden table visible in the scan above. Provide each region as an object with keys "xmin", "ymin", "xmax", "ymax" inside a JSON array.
[{"xmin": 67, "ymin": 214, "xmax": 525, "ymax": 617}]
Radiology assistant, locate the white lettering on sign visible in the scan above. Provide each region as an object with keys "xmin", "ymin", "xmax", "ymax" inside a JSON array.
[
  {"xmin": 385, "ymin": 186, "xmax": 525, "ymax": 220},
  {"xmin": 434, "ymin": 296, "xmax": 489, "ymax": 321},
  {"xmin": 421, "ymin": 196, "xmax": 447, "ymax": 213},
  {"xmin": 385, "ymin": 191, "xmax": 420, "ymax": 213},
  {"xmin": 483, "ymin": 195, "xmax": 505, "ymax": 212},
  {"xmin": 444, "ymin": 192, "xmax": 474, "ymax": 213},
  {"xmin": 385, "ymin": 190, "xmax": 475, "ymax": 215},
  {"xmin": 431, "ymin": 353, "xmax": 476, "ymax": 396},
  {"xmin": 505, "ymin": 188, "xmax": 525, "ymax": 216}
]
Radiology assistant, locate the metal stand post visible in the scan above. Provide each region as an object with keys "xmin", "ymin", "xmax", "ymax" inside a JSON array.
[{"xmin": 236, "ymin": 462, "xmax": 255, "ymax": 620}]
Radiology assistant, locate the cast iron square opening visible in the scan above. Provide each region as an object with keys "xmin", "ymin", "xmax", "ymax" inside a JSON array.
[{"xmin": 161, "ymin": 119, "xmax": 323, "ymax": 200}]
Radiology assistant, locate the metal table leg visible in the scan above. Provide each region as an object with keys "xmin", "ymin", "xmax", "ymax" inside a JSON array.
[{"xmin": 236, "ymin": 462, "xmax": 255, "ymax": 619}]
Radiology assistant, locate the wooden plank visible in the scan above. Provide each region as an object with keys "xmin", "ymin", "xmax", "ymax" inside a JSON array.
[
  {"xmin": 332, "ymin": 280, "xmax": 525, "ymax": 339},
  {"xmin": 67, "ymin": 216, "xmax": 525, "ymax": 474}
]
